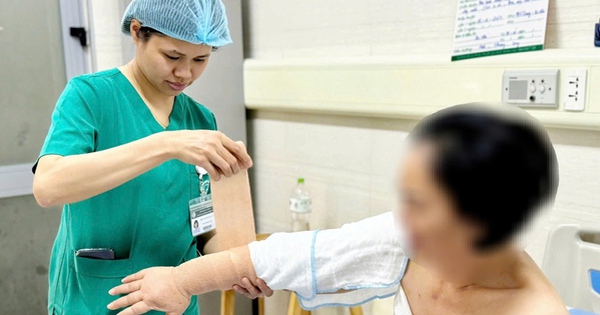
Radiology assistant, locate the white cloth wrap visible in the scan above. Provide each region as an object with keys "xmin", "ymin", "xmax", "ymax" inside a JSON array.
[{"xmin": 249, "ymin": 212, "xmax": 409, "ymax": 310}]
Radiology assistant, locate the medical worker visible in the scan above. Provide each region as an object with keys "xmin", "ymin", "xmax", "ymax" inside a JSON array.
[{"xmin": 32, "ymin": 0, "xmax": 258, "ymax": 314}]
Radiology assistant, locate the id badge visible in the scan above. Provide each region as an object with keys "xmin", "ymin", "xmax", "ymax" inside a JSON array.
[{"xmin": 189, "ymin": 166, "xmax": 215, "ymax": 236}]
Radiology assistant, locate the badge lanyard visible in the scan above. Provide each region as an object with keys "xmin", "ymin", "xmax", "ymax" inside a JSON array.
[{"xmin": 189, "ymin": 166, "xmax": 216, "ymax": 236}]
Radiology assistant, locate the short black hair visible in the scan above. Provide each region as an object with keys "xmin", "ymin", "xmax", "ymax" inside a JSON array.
[
  {"xmin": 410, "ymin": 104, "xmax": 559, "ymax": 251},
  {"xmin": 136, "ymin": 26, "xmax": 219, "ymax": 52},
  {"xmin": 136, "ymin": 26, "xmax": 165, "ymax": 42}
]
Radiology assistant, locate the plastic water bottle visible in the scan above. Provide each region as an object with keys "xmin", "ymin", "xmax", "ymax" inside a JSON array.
[{"xmin": 289, "ymin": 178, "xmax": 311, "ymax": 232}]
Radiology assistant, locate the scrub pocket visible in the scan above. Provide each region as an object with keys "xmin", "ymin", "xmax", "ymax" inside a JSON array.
[
  {"xmin": 73, "ymin": 255, "xmax": 134, "ymax": 278},
  {"xmin": 67, "ymin": 247, "xmax": 199, "ymax": 315},
  {"xmin": 67, "ymin": 255, "xmax": 135, "ymax": 314}
]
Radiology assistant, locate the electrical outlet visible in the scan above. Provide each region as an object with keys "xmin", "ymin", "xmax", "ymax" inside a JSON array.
[{"xmin": 564, "ymin": 69, "xmax": 587, "ymax": 111}]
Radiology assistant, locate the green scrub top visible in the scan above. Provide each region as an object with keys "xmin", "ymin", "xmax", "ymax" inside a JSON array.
[{"xmin": 38, "ymin": 68, "xmax": 216, "ymax": 315}]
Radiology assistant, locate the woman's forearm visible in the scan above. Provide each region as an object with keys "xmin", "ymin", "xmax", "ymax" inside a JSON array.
[
  {"xmin": 34, "ymin": 129, "xmax": 252, "ymax": 207},
  {"xmin": 33, "ymin": 132, "xmax": 173, "ymax": 207},
  {"xmin": 174, "ymin": 245, "xmax": 257, "ymax": 296}
]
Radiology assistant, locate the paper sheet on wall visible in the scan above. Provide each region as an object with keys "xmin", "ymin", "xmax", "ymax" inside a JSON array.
[{"xmin": 451, "ymin": 0, "xmax": 550, "ymax": 61}]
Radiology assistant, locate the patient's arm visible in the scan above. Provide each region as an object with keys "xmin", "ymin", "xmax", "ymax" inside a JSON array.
[
  {"xmin": 250, "ymin": 212, "xmax": 407, "ymax": 309},
  {"xmin": 107, "ymin": 212, "xmax": 405, "ymax": 314},
  {"xmin": 175, "ymin": 245, "xmax": 257, "ymax": 295},
  {"xmin": 107, "ymin": 245, "xmax": 259, "ymax": 315}
]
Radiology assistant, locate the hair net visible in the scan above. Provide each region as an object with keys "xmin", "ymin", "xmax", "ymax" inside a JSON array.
[{"xmin": 121, "ymin": 0, "xmax": 232, "ymax": 47}]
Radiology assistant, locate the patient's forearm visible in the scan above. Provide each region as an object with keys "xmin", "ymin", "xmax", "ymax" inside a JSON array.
[{"xmin": 174, "ymin": 245, "xmax": 257, "ymax": 295}]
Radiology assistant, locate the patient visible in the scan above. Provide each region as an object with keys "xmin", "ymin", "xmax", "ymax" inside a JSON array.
[{"xmin": 108, "ymin": 103, "xmax": 568, "ymax": 315}]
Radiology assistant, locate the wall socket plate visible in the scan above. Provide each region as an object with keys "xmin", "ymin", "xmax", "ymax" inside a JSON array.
[
  {"xmin": 563, "ymin": 69, "xmax": 587, "ymax": 112},
  {"xmin": 502, "ymin": 69, "xmax": 559, "ymax": 108}
]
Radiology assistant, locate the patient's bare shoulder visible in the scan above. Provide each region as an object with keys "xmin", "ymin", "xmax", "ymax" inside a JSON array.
[
  {"xmin": 508, "ymin": 292, "xmax": 569, "ymax": 315},
  {"xmin": 509, "ymin": 253, "xmax": 569, "ymax": 315}
]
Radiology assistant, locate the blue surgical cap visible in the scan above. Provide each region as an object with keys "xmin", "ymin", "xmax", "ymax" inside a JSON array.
[{"xmin": 121, "ymin": 0, "xmax": 232, "ymax": 47}]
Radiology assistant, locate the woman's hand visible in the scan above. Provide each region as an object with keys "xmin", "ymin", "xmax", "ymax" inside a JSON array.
[
  {"xmin": 233, "ymin": 277, "xmax": 274, "ymax": 299},
  {"xmin": 107, "ymin": 267, "xmax": 191, "ymax": 315},
  {"xmin": 165, "ymin": 130, "xmax": 253, "ymax": 181}
]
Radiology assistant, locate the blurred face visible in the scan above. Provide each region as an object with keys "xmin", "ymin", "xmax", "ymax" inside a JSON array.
[
  {"xmin": 131, "ymin": 21, "xmax": 212, "ymax": 97},
  {"xmin": 396, "ymin": 143, "xmax": 484, "ymax": 273}
]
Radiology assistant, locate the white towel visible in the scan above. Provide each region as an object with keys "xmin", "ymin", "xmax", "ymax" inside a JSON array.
[{"xmin": 249, "ymin": 212, "xmax": 409, "ymax": 310}]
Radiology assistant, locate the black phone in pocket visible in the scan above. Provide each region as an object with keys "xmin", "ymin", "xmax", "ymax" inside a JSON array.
[{"xmin": 75, "ymin": 248, "xmax": 115, "ymax": 260}]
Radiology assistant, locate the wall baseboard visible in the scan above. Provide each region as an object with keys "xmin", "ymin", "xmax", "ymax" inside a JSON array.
[{"xmin": 0, "ymin": 163, "xmax": 34, "ymax": 199}]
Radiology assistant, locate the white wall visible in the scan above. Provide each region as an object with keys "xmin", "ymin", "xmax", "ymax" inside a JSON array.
[
  {"xmin": 244, "ymin": 0, "xmax": 600, "ymax": 255},
  {"xmin": 244, "ymin": 0, "xmax": 598, "ymax": 60},
  {"xmin": 243, "ymin": 0, "xmax": 600, "ymax": 313}
]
